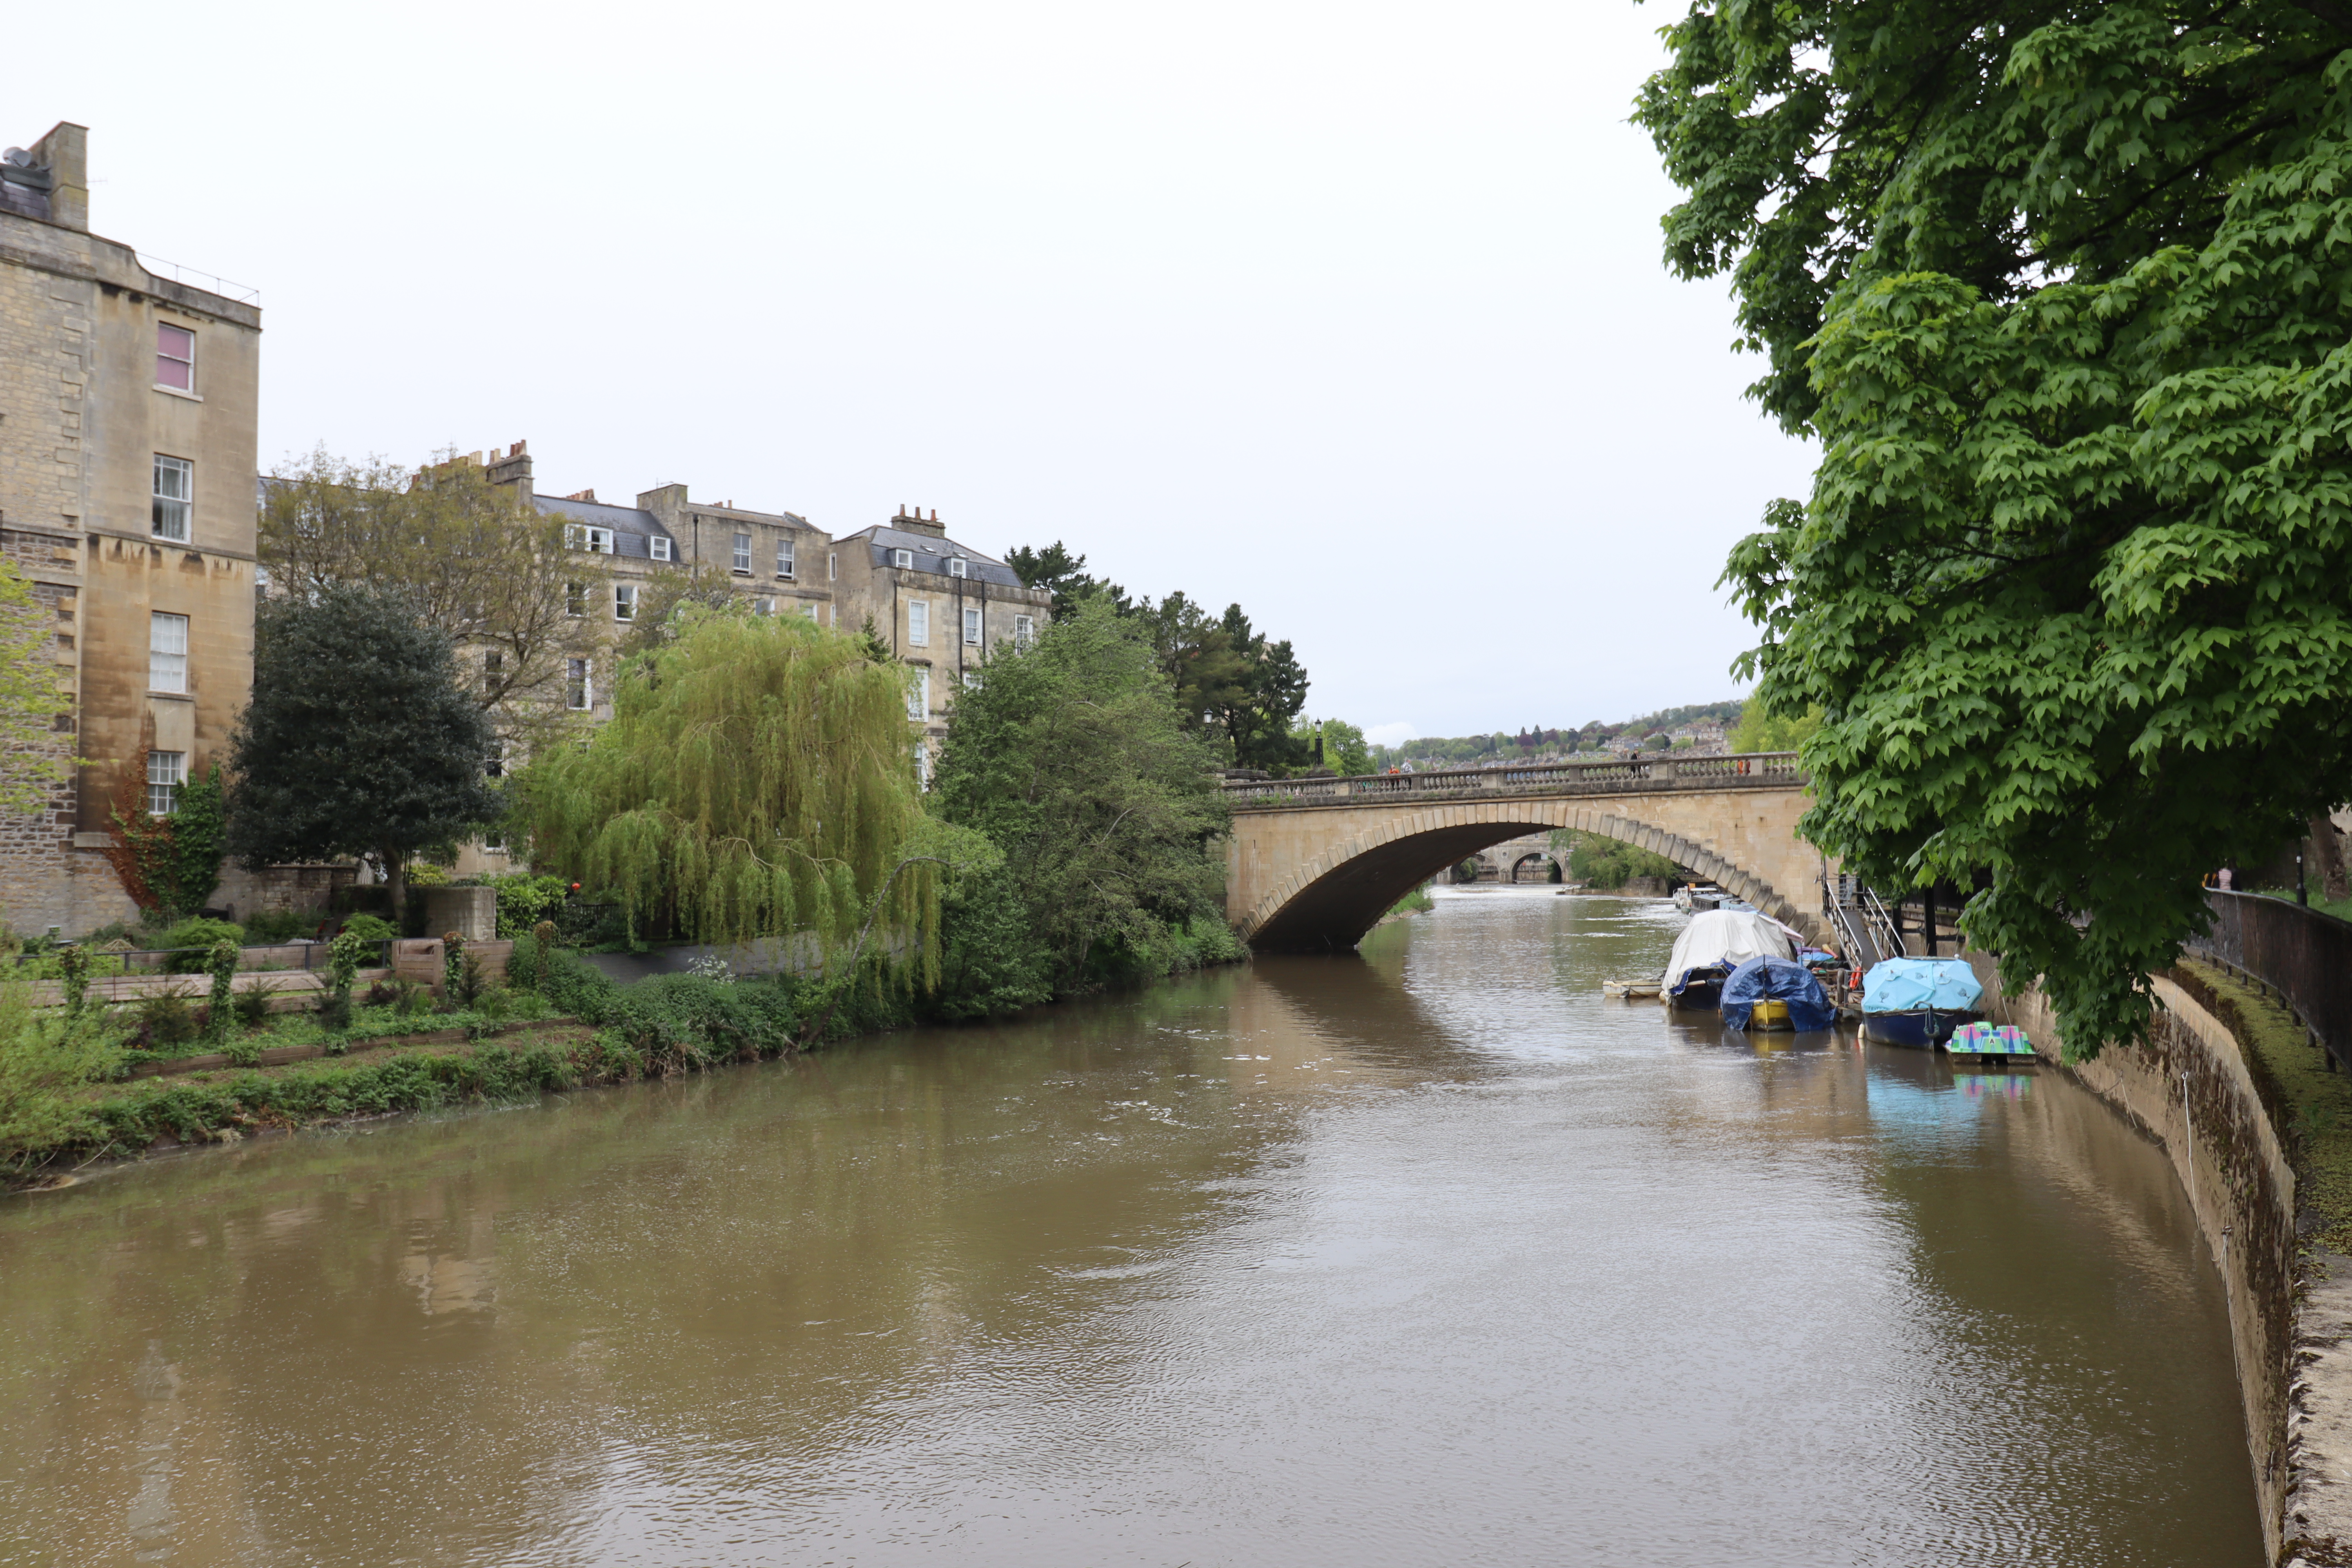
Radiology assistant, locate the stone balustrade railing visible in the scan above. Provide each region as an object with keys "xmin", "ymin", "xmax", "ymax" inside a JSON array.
[{"xmin": 1219, "ymin": 752, "xmax": 1805, "ymax": 808}]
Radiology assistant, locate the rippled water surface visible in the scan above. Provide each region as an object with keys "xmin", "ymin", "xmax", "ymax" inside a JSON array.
[{"xmin": 0, "ymin": 890, "xmax": 2263, "ymax": 1566}]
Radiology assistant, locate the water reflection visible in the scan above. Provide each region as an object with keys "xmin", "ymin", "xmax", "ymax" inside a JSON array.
[{"xmin": 0, "ymin": 890, "xmax": 2261, "ymax": 1567}]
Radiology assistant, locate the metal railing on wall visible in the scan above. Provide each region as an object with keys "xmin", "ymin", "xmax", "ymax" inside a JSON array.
[
  {"xmin": 2185, "ymin": 890, "xmax": 2352, "ymax": 1071},
  {"xmin": 1220, "ymin": 751, "xmax": 1805, "ymax": 807}
]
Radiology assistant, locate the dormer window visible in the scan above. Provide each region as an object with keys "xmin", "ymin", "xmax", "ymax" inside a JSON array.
[
  {"xmin": 565, "ymin": 524, "xmax": 613, "ymax": 554},
  {"xmin": 948, "ymin": 557, "xmax": 968, "ymax": 579},
  {"xmin": 891, "ymin": 548, "xmax": 914, "ymax": 570},
  {"xmin": 650, "ymin": 536, "xmax": 673, "ymax": 563}
]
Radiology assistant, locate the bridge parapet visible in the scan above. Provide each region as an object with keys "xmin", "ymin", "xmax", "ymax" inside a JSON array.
[{"xmin": 1222, "ymin": 751, "xmax": 1804, "ymax": 810}]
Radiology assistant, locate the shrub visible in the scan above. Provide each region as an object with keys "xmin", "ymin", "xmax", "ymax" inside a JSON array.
[
  {"xmin": 0, "ymin": 980, "xmax": 123, "ymax": 1171},
  {"xmin": 135, "ymin": 989, "xmax": 199, "ymax": 1052},
  {"xmin": 232, "ymin": 979, "xmax": 281, "ymax": 1031},
  {"xmin": 242, "ymin": 909, "xmax": 317, "ymax": 944},
  {"xmin": 488, "ymin": 874, "xmax": 570, "ymax": 939},
  {"xmin": 205, "ymin": 941, "xmax": 238, "ymax": 1045},
  {"xmin": 156, "ymin": 916, "xmax": 245, "ymax": 972},
  {"xmin": 339, "ymin": 913, "xmax": 396, "ymax": 944}
]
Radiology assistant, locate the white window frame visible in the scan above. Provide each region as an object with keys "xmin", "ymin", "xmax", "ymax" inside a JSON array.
[
  {"xmin": 963, "ymin": 606, "xmax": 982, "ymax": 645},
  {"xmin": 914, "ymin": 741, "xmax": 930, "ymax": 790},
  {"xmin": 567, "ymin": 657, "xmax": 592, "ymax": 710},
  {"xmin": 948, "ymin": 556, "xmax": 967, "ymax": 579},
  {"xmin": 484, "ymin": 737, "xmax": 506, "ymax": 780},
  {"xmin": 777, "ymin": 536, "xmax": 796, "ymax": 580},
  {"xmin": 891, "ymin": 548, "xmax": 913, "ymax": 570},
  {"xmin": 148, "ymin": 611, "xmax": 189, "ymax": 693},
  {"xmin": 566, "ymin": 582, "xmax": 586, "ymax": 617},
  {"xmin": 614, "ymin": 583, "xmax": 637, "ymax": 621},
  {"xmin": 1014, "ymin": 613, "xmax": 1034, "ymax": 648},
  {"xmin": 732, "ymin": 532, "xmax": 753, "ymax": 573},
  {"xmin": 146, "ymin": 750, "xmax": 185, "ymax": 816},
  {"xmin": 906, "ymin": 666, "xmax": 929, "ymax": 721},
  {"xmin": 563, "ymin": 523, "xmax": 614, "ymax": 554},
  {"xmin": 650, "ymin": 535, "xmax": 674, "ymax": 563},
  {"xmin": 805, "ymin": 601, "xmax": 822, "ymax": 620},
  {"xmin": 152, "ymin": 454, "xmax": 192, "ymax": 541},
  {"xmin": 156, "ymin": 323, "xmax": 195, "ymax": 393},
  {"xmin": 907, "ymin": 600, "xmax": 929, "ymax": 647},
  {"xmin": 753, "ymin": 597, "xmax": 773, "ymax": 615}
]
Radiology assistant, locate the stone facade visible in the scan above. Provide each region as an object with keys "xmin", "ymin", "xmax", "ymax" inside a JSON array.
[
  {"xmin": 829, "ymin": 507, "xmax": 1053, "ymax": 762},
  {"xmin": 0, "ymin": 122, "xmax": 260, "ymax": 936}
]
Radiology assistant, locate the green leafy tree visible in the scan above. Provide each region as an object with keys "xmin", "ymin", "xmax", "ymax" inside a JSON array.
[
  {"xmin": 1728, "ymin": 702, "xmax": 1820, "ymax": 757},
  {"xmin": 1294, "ymin": 717, "xmax": 1373, "ymax": 775},
  {"xmin": 929, "ymin": 598, "xmax": 1233, "ymax": 999},
  {"xmin": 519, "ymin": 608, "xmax": 939, "ymax": 957},
  {"xmin": 226, "ymin": 586, "xmax": 501, "ymax": 917},
  {"xmin": 1644, "ymin": 1, "xmax": 2352, "ymax": 1057},
  {"xmin": 1550, "ymin": 830, "xmax": 1683, "ymax": 891},
  {"xmin": 1007, "ymin": 541, "xmax": 1131, "ymax": 619}
]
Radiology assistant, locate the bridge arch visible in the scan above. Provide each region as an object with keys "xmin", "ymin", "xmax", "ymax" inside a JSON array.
[{"xmin": 1234, "ymin": 798, "xmax": 1810, "ymax": 952}]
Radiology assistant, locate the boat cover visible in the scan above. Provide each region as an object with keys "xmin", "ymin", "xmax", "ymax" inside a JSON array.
[
  {"xmin": 1660, "ymin": 909, "xmax": 1796, "ymax": 992},
  {"xmin": 1720, "ymin": 955, "xmax": 1837, "ymax": 1032},
  {"xmin": 1861, "ymin": 957, "xmax": 1985, "ymax": 1013}
]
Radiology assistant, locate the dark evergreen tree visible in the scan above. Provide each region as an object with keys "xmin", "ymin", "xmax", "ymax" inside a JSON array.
[{"xmin": 225, "ymin": 586, "xmax": 500, "ymax": 915}]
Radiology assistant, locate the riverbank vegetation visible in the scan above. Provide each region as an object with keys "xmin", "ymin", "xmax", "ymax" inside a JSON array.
[
  {"xmin": 1648, "ymin": 2, "xmax": 2352, "ymax": 1055},
  {"xmin": 1548, "ymin": 831, "xmax": 1682, "ymax": 892}
]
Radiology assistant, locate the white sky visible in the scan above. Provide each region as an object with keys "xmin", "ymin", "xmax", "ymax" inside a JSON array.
[{"xmin": 5, "ymin": 0, "xmax": 1815, "ymax": 740}]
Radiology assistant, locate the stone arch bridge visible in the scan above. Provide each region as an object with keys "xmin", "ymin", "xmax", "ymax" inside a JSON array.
[{"xmin": 1224, "ymin": 754, "xmax": 1819, "ymax": 951}]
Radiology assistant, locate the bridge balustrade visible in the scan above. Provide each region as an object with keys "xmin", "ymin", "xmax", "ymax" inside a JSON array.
[{"xmin": 1220, "ymin": 751, "xmax": 1804, "ymax": 808}]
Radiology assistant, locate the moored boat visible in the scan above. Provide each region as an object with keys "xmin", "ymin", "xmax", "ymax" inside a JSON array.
[
  {"xmin": 1860, "ymin": 958, "xmax": 1985, "ymax": 1049},
  {"xmin": 1720, "ymin": 954, "xmax": 1837, "ymax": 1033},
  {"xmin": 1661, "ymin": 909, "xmax": 1796, "ymax": 1011}
]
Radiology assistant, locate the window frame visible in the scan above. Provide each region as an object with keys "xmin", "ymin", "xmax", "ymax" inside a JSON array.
[
  {"xmin": 650, "ymin": 535, "xmax": 674, "ymax": 563},
  {"xmin": 906, "ymin": 666, "xmax": 929, "ymax": 721},
  {"xmin": 152, "ymin": 454, "xmax": 193, "ymax": 542},
  {"xmin": 777, "ymin": 536, "xmax": 796, "ymax": 580},
  {"xmin": 963, "ymin": 606, "xmax": 982, "ymax": 645},
  {"xmin": 613, "ymin": 582, "xmax": 638, "ymax": 621},
  {"xmin": 146, "ymin": 750, "xmax": 185, "ymax": 816},
  {"xmin": 732, "ymin": 532, "xmax": 753, "ymax": 573},
  {"xmin": 148, "ymin": 610, "xmax": 189, "ymax": 693},
  {"xmin": 907, "ymin": 600, "xmax": 929, "ymax": 647},
  {"xmin": 891, "ymin": 548, "xmax": 913, "ymax": 570},
  {"xmin": 948, "ymin": 556, "xmax": 968, "ymax": 579},
  {"xmin": 1014, "ymin": 613, "xmax": 1034, "ymax": 648},
  {"xmin": 566, "ymin": 582, "xmax": 586, "ymax": 617},
  {"xmin": 567, "ymin": 657, "xmax": 592, "ymax": 710},
  {"xmin": 155, "ymin": 323, "xmax": 195, "ymax": 393}
]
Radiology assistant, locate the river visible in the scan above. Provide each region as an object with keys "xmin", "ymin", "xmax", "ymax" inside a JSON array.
[{"xmin": 0, "ymin": 888, "xmax": 2263, "ymax": 1566}]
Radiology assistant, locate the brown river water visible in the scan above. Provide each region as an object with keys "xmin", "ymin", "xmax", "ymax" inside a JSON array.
[{"xmin": 0, "ymin": 889, "xmax": 2263, "ymax": 1566}]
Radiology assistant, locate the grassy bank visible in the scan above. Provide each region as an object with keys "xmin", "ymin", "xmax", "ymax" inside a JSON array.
[
  {"xmin": 4, "ymin": 936, "xmax": 1248, "ymax": 1186},
  {"xmin": 2176, "ymin": 960, "xmax": 2352, "ymax": 1252}
]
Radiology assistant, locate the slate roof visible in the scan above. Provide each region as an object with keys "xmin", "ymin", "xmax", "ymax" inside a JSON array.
[
  {"xmin": 532, "ymin": 495, "xmax": 676, "ymax": 561},
  {"xmin": 844, "ymin": 524, "xmax": 1027, "ymax": 588}
]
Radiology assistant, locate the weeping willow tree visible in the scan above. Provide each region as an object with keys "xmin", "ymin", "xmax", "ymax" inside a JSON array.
[{"xmin": 521, "ymin": 608, "xmax": 943, "ymax": 974}]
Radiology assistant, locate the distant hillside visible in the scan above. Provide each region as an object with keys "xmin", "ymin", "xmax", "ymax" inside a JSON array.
[{"xmin": 1374, "ymin": 699, "xmax": 1746, "ymax": 769}]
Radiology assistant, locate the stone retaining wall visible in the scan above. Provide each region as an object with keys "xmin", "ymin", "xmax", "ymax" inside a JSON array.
[{"xmin": 1979, "ymin": 958, "xmax": 2301, "ymax": 1563}]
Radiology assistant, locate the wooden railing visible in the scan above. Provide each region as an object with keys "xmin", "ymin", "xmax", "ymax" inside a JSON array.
[{"xmin": 1220, "ymin": 752, "xmax": 1805, "ymax": 808}]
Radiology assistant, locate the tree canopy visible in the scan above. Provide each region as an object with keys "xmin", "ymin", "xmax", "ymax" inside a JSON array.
[
  {"xmin": 260, "ymin": 446, "xmax": 603, "ymax": 746},
  {"xmin": 226, "ymin": 586, "xmax": 501, "ymax": 913},
  {"xmin": 1007, "ymin": 541, "xmax": 1312, "ymax": 772},
  {"xmin": 928, "ymin": 598, "xmax": 1234, "ymax": 1001},
  {"xmin": 1642, "ymin": 2, "xmax": 2352, "ymax": 1054},
  {"xmin": 521, "ymin": 607, "xmax": 939, "ymax": 958}
]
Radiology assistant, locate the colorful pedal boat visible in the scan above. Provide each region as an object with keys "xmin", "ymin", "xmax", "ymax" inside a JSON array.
[{"xmin": 1947, "ymin": 1021, "xmax": 2035, "ymax": 1064}]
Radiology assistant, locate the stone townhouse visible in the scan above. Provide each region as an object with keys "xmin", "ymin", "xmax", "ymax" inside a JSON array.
[
  {"xmin": 829, "ymin": 508, "xmax": 1052, "ymax": 774},
  {"xmin": 0, "ymin": 123, "xmax": 260, "ymax": 936},
  {"xmin": 479, "ymin": 452, "xmax": 1049, "ymax": 782}
]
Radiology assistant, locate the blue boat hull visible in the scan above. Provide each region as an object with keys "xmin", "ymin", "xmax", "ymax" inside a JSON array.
[{"xmin": 1863, "ymin": 1009, "xmax": 1982, "ymax": 1049}]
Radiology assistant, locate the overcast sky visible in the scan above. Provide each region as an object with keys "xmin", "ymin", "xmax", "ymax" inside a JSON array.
[{"xmin": 6, "ymin": 0, "xmax": 1814, "ymax": 745}]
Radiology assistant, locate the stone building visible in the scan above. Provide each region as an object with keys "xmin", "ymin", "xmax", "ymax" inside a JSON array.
[
  {"xmin": 0, "ymin": 123, "xmax": 260, "ymax": 936},
  {"xmin": 829, "ymin": 507, "xmax": 1051, "ymax": 769}
]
